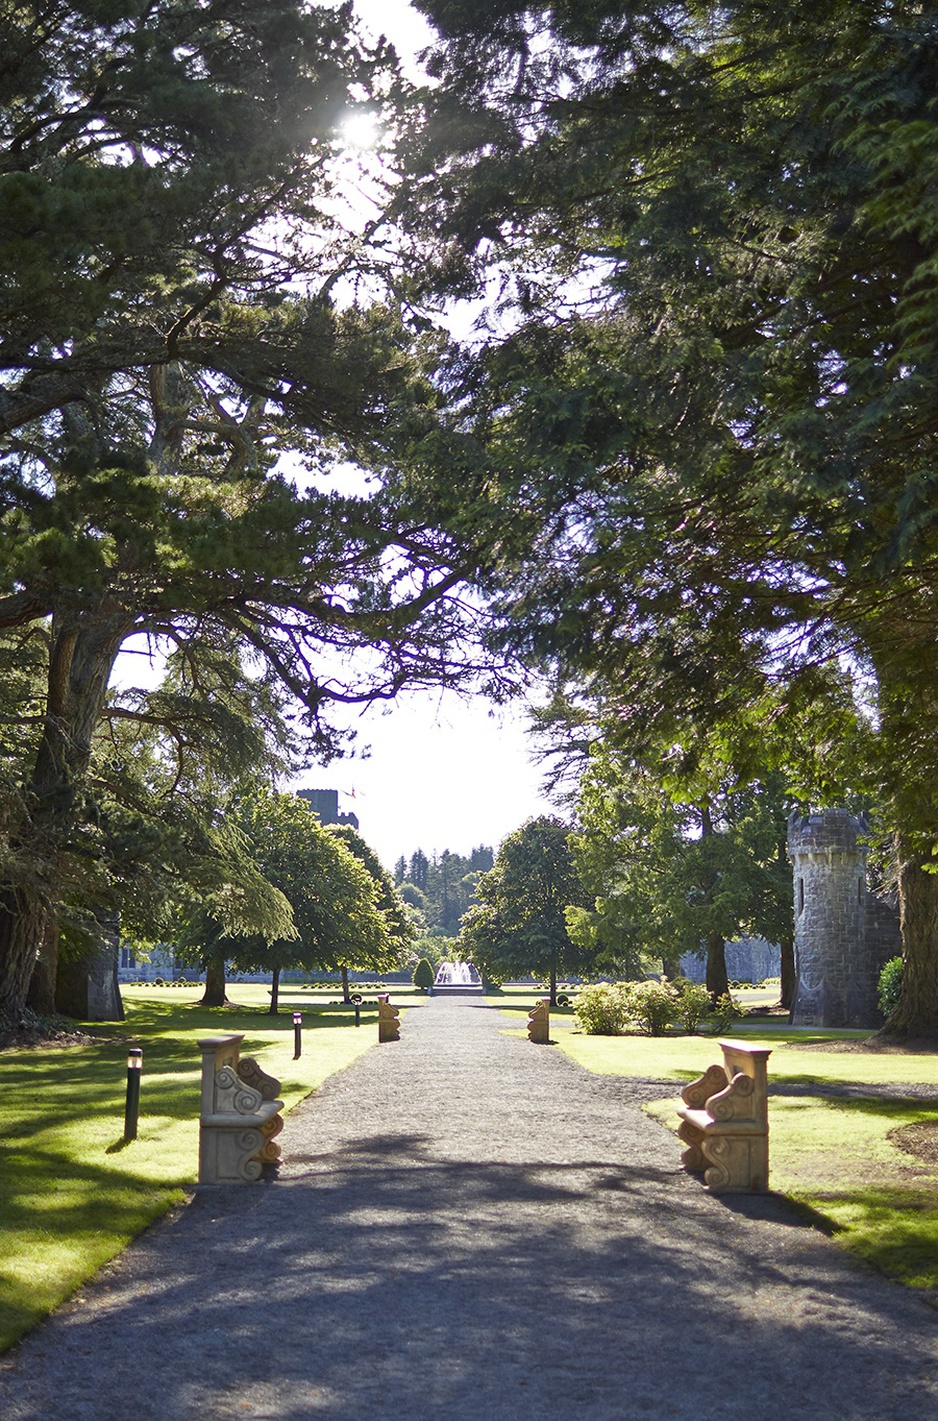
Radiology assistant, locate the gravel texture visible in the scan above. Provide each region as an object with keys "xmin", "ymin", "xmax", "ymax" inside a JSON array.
[{"xmin": 1, "ymin": 995, "xmax": 935, "ymax": 1420}]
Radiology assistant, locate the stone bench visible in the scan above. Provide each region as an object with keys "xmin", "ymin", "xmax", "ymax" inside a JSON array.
[
  {"xmin": 377, "ymin": 994, "xmax": 400, "ymax": 1042},
  {"xmin": 528, "ymin": 998, "xmax": 550, "ymax": 1044},
  {"xmin": 676, "ymin": 1040, "xmax": 771, "ymax": 1193},
  {"xmin": 197, "ymin": 1034, "xmax": 284, "ymax": 1184}
]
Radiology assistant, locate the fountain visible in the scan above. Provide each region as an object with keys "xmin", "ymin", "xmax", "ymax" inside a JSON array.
[{"xmin": 432, "ymin": 960, "xmax": 482, "ymax": 994}]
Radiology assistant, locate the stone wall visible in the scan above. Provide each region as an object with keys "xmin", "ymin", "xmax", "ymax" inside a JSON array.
[
  {"xmin": 788, "ymin": 809, "xmax": 900, "ymax": 1027},
  {"xmin": 679, "ymin": 937, "xmax": 781, "ymax": 984}
]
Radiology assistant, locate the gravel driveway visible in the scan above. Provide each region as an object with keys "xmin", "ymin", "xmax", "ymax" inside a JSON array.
[{"xmin": 0, "ymin": 995, "xmax": 934, "ymax": 1420}]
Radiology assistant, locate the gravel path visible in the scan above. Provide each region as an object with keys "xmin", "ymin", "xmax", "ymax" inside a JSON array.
[{"xmin": 1, "ymin": 996, "xmax": 935, "ymax": 1420}]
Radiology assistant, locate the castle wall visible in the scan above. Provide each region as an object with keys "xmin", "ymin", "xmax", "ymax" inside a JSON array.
[
  {"xmin": 788, "ymin": 809, "xmax": 899, "ymax": 1027},
  {"xmin": 679, "ymin": 937, "xmax": 781, "ymax": 984}
]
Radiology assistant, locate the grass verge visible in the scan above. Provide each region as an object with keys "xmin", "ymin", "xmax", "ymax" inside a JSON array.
[
  {"xmin": 550, "ymin": 1025, "xmax": 938, "ymax": 1294},
  {"xmin": 0, "ymin": 985, "xmax": 391, "ymax": 1351}
]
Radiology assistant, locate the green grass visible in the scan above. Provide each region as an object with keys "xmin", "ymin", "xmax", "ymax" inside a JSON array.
[
  {"xmin": 547, "ymin": 1023, "xmax": 938, "ymax": 1293},
  {"xmin": 0, "ymin": 984, "xmax": 403, "ymax": 1351},
  {"xmin": 554, "ymin": 1027, "xmax": 938, "ymax": 1087}
]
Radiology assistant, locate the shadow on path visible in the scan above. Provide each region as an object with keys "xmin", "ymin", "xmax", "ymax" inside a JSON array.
[{"xmin": 0, "ymin": 997, "xmax": 934, "ymax": 1421}]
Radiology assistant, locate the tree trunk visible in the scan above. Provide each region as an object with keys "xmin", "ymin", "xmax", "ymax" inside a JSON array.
[
  {"xmin": 0, "ymin": 888, "xmax": 51, "ymax": 1028},
  {"xmin": 269, "ymin": 965, "xmax": 281, "ymax": 1015},
  {"xmin": 0, "ymin": 604, "xmax": 132, "ymax": 1022},
  {"xmin": 883, "ymin": 838, "xmax": 938, "ymax": 1039},
  {"xmin": 779, "ymin": 934, "xmax": 796, "ymax": 1012},
  {"xmin": 548, "ymin": 962, "xmax": 557, "ymax": 1007},
  {"xmin": 341, "ymin": 965, "xmax": 350, "ymax": 1003},
  {"xmin": 705, "ymin": 931, "xmax": 729, "ymax": 999},
  {"xmin": 201, "ymin": 951, "xmax": 228, "ymax": 1007},
  {"xmin": 661, "ymin": 953, "xmax": 682, "ymax": 980},
  {"xmin": 26, "ymin": 918, "xmax": 60, "ymax": 1016}
]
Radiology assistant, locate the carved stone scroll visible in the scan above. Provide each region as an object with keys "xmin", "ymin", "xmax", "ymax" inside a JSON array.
[
  {"xmin": 197, "ymin": 1034, "xmax": 285, "ymax": 1184},
  {"xmin": 675, "ymin": 1040, "xmax": 771, "ymax": 1193},
  {"xmin": 237, "ymin": 1056, "xmax": 281, "ymax": 1101},
  {"xmin": 527, "ymin": 999, "xmax": 550, "ymax": 1044},
  {"xmin": 377, "ymin": 994, "xmax": 400, "ymax": 1042}
]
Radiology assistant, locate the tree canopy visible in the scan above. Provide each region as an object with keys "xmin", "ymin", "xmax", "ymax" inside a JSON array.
[
  {"xmin": 179, "ymin": 789, "xmax": 392, "ymax": 1012},
  {"xmin": 459, "ymin": 816, "xmax": 593, "ymax": 1000},
  {"xmin": 570, "ymin": 743, "xmax": 795, "ymax": 1000},
  {"xmin": 406, "ymin": 0, "xmax": 938, "ymax": 1036},
  {"xmin": 0, "ymin": 1, "xmax": 502, "ymax": 1028}
]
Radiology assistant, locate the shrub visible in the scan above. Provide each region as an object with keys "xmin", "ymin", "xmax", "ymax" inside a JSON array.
[
  {"xmin": 574, "ymin": 982, "xmax": 633, "ymax": 1035},
  {"xmin": 877, "ymin": 956, "xmax": 903, "ymax": 1018},
  {"xmin": 412, "ymin": 958, "xmax": 435, "ymax": 992},
  {"xmin": 711, "ymin": 992, "xmax": 745, "ymax": 1032},
  {"xmin": 678, "ymin": 981, "xmax": 711, "ymax": 1034},
  {"xmin": 628, "ymin": 978, "xmax": 681, "ymax": 1036}
]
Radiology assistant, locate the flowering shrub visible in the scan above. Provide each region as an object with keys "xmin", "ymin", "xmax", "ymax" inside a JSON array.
[
  {"xmin": 628, "ymin": 978, "xmax": 680, "ymax": 1036},
  {"xmin": 678, "ymin": 981, "xmax": 711, "ymax": 1034},
  {"xmin": 574, "ymin": 982, "xmax": 633, "ymax": 1035},
  {"xmin": 711, "ymin": 992, "xmax": 745, "ymax": 1032}
]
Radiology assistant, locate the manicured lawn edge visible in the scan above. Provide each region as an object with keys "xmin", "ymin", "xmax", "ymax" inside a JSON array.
[
  {"xmin": 549, "ymin": 1026, "xmax": 938, "ymax": 1295},
  {"xmin": 0, "ymin": 987, "xmax": 387, "ymax": 1352}
]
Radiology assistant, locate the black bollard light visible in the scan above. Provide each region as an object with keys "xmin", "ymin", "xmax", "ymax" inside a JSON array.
[
  {"xmin": 293, "ymin": 1010, "xmax": 303, "ymax": 1059},
  {"xmin": 354, "ymin": 1001, "xmax": 361, "ymax": 1027},
  {"xmin": 124, "ymin": 1047, "xmax": 143, "ymax": 1141}
]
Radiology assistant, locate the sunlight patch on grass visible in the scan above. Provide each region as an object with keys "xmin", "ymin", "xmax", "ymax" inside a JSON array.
[
  {"xmin": 0, "ymin": 991, "xmax": 379, "ymax": 1351},
  {"xmin": 554, "ymin": 1028, "xmax": 938, "ymax": 1087},
  {"xmin": 643, "ymin": 1092, "xmax": 938, "ymax": 1291}
]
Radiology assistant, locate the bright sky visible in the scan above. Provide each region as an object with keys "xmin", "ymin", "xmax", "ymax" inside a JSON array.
[
  {"xmin": 294, "ymin": 692, "xmax": 556, "ymax": 871},
  {"xmin": 352, "ymin": 0, "xmax": 435, "ymax": 68}
]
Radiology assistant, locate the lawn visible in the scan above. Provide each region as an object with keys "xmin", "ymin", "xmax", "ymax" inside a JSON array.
[
  {"xmin": 543, "ymin": 1018, "xmax": 938, "ymax": 1295},
  {"xmin": 0, "ymin": 984, "xmax": 419, "ymax": 1352}
]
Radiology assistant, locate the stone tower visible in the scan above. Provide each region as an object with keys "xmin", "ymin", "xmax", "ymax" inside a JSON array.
[
  {"xmin": 296, "ymin": 788, "xmax": 359, "ymax": 831},
  {"xmin": 787, "ymin": 809, "xmax": 899, "ymax": 1027}
]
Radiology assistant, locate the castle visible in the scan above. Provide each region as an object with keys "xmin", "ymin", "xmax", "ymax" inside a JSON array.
[{"xmin": 788, "ymin": 809, "xmax": 900, "ymax": 1027}]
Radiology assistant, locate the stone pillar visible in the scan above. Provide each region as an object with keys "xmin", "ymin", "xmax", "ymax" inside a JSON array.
[{"xmin": 787, "ymin": 810, "xmax": 875, "ymax": 1027}]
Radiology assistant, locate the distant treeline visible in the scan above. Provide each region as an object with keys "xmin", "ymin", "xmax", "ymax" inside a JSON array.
[{"xmin": 393, "ymin": 846, "xmax": 494, "ymax": 938}]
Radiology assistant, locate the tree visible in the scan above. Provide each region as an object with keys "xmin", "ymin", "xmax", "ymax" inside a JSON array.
[
  {"xmin": 570, "ymin": 746, "xmax": 796, "ymax": 1001},
  {"xmin": 4, "ymin": 627, "xmax": 298, "ymax": 1018},
  {"xmin": 326, "ymin": 822, "xmax": 415, "ymax": 996},
  {"xmin": 180, "ymin": 790, "xmax": 391, "ymax": 1013},
  {"xmin": 408, "ymin": 1, "xmax": 938, "ymax": 1036},
  {"xmin": 412, "ymin": 957, "xmax": 435, "ymax": 991},
  {"xmin": 0, "ymin": 3, "xmax": 502, "ymax": 1028},
  {"xmin": 395, "ymin": 844, "xmax": 494, "ymax": 937},
  {"xmin": 458, "ymin": 816, "xmax": 593, "ymax": 1002},
  {"xmin": 408, "ymin": 850, "xmax": 430, "ymax": 892}
]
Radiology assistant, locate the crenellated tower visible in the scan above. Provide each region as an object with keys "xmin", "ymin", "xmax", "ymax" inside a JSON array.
[{"xmin": 787, "ymin": 810, "xmax": 899, "ymax": 1027}]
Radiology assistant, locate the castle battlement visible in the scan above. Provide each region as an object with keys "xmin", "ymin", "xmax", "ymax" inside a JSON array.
[{"xmin": 787, "ymin": 809, "xmax": 868, "ymax": 857}]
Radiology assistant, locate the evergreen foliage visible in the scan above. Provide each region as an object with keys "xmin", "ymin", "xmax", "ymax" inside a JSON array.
[
  {"xmin": 878, "ymin": 957, "xmax": 904, "ymax": 1020},
  {"xmin": 394, "ymin": 844, "xmax": 494, "ymax": 936},
  {"xmin": 412, "ymin": 956, "xmax": 435, "ymax": 991},
  {"xmin": 409, "ymin": 0, "xmax": 938, "ymax": 1036},
  {"xmin": 0, "ymin": 2, "xmax": 502, "ymax": 1026}
]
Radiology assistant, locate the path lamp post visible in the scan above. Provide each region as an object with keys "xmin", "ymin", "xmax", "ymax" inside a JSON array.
[
  {"xmin": 293, "ymin": 1011, "xmax": 303, "ymax": 1060},
  {"xmin": 124, "ymin": 1048, "xmax": 143, "ymax": 1141}
]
